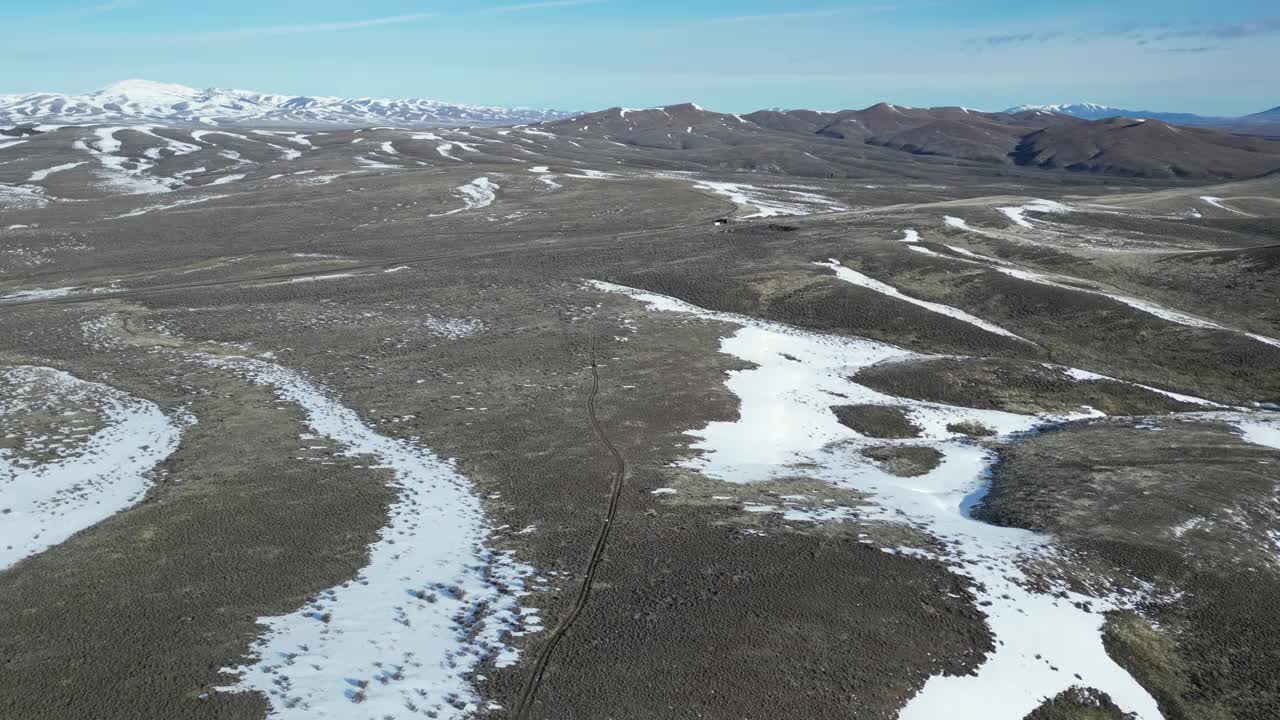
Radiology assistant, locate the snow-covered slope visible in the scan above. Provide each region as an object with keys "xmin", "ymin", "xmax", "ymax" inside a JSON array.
[
  {"xmin": 0, "ymin": 79, "xmax": 576, "ymax": 128},
  {"xmin": 1007, "ymin": 102, "xmax": 1117, "ymax": 118},
  {"xmin": 1005, "ymin": 102, "xmax": 1219, "ymax": 125}
]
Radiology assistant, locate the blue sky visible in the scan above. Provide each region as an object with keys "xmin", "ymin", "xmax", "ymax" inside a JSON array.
[{"xmin": 3, "ymin": 0, "xmax": 1277, "ymax": 115}]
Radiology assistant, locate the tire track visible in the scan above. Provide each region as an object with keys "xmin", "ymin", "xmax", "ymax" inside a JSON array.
[{"xmin": 512, "ymin": 334, "xmax": 627, "ymax": 720}]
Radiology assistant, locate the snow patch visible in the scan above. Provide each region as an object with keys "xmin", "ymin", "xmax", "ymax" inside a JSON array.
[
  {"xmin": 209, "ymin": 356, "xmax": 541, "ymax": 719},
  {"xmin": 108, "ymin": 194, "xmax": 229, "ymax": 220},
  {"xmin": 28, "ymin": 162, "xmax": 87, "ymax": 183},
  {"xmin": 1, "ymin": 286, "xmax": 79, "ymax": 302},
  {"xmin": 561, "ymin": 169, "xmax": 617, "ymax": 180},
  {"xmin": 1231, "ymin": 416, "xmax": 1280, "ymax": 451},
  {"xmin": 997, "ymin": 199, "xmax": 1072, "ymax": 228},
  {"xmin": 815, "ymin": 259, "xmax": 1028, "ymax": 342},
  {"xmin": 927, "ymin": 236, "xmax": 1280, "ymax": 349},
  {"xmin": 431, "ymin": 177, "xmax": 498, "ymax": 216},
  {"xmin": 1055, "ymin": 366, "xmax": 1223, "ymax": 407},
  {"xmin": 682, "ymin": 178, "xmax": 846, "ymax": 218},
  {"xmin": 1199, "ymin": 196, "xmax": 1251, "ymax": 217},
  {"xmin": 0, "ymin": 366, "xmax": 185, "ymax": 570}
]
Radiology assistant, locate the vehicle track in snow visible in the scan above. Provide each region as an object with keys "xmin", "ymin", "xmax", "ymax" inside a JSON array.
[{"xmin": 512, "ymin": 334, "xmax": 628, "ymax": 720}]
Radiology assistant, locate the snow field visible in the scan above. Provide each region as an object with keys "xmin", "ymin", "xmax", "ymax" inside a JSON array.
[{"xmin": 589, "ymin": 280, "xmax": 1166, "ymax": 720}]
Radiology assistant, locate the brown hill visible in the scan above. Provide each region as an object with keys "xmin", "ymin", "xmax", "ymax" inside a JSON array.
[
  {"xmin": 534, "ymin": 103, "xmax": 1280, "ymax": 180},
  {"xmin": 544, "ymin": 104, "xmax": 772, "ymax": 150},
  {"xmin": 741, "ymin": 109, "xmax": 835, "ymax": 134},
  {"xmin": 1011, "ymin": 118, "xmax": 1280, "ymax": 179}
]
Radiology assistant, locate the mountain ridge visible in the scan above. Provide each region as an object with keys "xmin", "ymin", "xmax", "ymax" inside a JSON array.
[
  {"xmin": 0, "ymin": 79, "xmax": 578, "ymax": 128},
  {"xmin": 537, "ymin": 103, "xmax": 1280, "ymax": 180},
  {"xmin": 1004, "ymin": 102, "xmax": 1223, "ymax": 125},
  {"xmin": 1004, "ymin": 102, "xmax": 1280, "ymax": 136},
  {"xmin": 4, "ymin": 80, "xmax": 1275, "ymax": 135}
]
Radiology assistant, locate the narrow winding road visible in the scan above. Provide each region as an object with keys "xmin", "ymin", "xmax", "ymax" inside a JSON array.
[{"xmin": 513, "ymin": 334, "xmax": 628, "ymax": 720}]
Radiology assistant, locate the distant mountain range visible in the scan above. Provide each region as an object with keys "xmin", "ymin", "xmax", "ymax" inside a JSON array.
[
  {"xmin": 2, "ymin": 79, "xmax": 1275, "ymax": 151},
  {"xmin": 1006, "ymin": 102, "xmax": 1280, "ymax": 135},
  {"xmin": 1006, "ymin": 103, "xmax": 1214, "ymax": 124},
  {"xmin": 0, "ymin": 79, "xmax": 577, "ymax": 128},
  {"xmin": 4, "ymin": 94, "xmax": 1279, "ymax": 181}
]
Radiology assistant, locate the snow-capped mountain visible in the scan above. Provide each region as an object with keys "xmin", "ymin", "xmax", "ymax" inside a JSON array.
[
  {"xmin": 1005, "ymin": 102, "xmax": 1219, "ymax": 125},
  {"xmin": 0, "ymin": 79, "xmax": 577, "ymax": 128},
  {"xmin": 1007, "ymin": 102, "xmax": 1117, "ymax": 118}
]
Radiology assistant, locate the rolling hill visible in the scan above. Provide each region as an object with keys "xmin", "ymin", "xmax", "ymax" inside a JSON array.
[{"xmin": 537, "ymin": 103, "xmax": 1280, "ymax": 180}]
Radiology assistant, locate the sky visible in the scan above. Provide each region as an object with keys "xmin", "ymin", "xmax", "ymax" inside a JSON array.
[{"xmin": 2, "ymin": 0, "xmax": 1277, "ymax": 115}]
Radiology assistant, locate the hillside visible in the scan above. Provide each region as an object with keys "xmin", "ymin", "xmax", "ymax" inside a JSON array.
[
  {"xmin": 1010, "ymin": 117, "xmax": 1280, "ymax": 179},
  {"xmin": 536, "ymin": 102, "xmax": 1280, "ymax": 180}
]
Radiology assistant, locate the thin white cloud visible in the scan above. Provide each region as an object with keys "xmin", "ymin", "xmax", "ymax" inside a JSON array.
[
  {"xmin": 91, "ymin": 0, "xmax": 141, "ymax": 10},
  {"xmin": 488, "ymin": 0, "xmax": 605, "ymax": 12},
  {"xmin": 212, "ymin": 12, "xmax": 436, "ymax": 37},
  {"xmin": 12, "ymin": 0, "xmax": 140, "ymax": 21},
  {"xmin": 660, "ymin": 4, "xmax": 912, "ymax": 32},
  {"xmin": 703, "ymin": 9, "xmax": 856, "ymax": 24},
  {"xmin": 977, "ymin": 15, "xmax": 1280, "ymax": 50},
  {"xmin": 1163, "ymin": 15, "xmax": 1280, "ymax": 40}
]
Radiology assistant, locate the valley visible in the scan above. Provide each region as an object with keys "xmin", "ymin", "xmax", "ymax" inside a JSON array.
[{"xmin": 1, "ymin": 97, "xmax": 1279, "ymax": 720}]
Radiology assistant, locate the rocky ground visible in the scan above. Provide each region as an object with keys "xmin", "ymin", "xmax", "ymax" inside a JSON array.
[{"xmin": 1, "ymin": 121, "xmax": 1277, "ymax": 720}]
